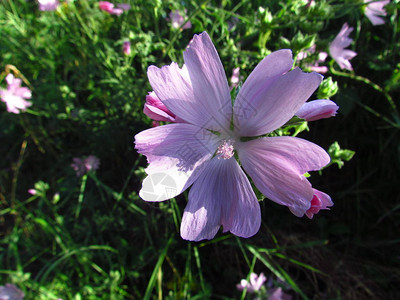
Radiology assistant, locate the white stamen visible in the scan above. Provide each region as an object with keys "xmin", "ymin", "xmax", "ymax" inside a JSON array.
[{"xmin": 216, "ymin": 139, "xmax": 234, "ymax": 160}]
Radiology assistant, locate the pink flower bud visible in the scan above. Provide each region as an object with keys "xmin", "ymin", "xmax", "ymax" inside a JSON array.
[
  {"xmin": 305, "ymin": 189, "xmax": 333, "ymax": 219},
  {"xmin": 143, "ymin": 91, "xmax": 176, "ymax": 122},
  {"xmin": 123, "ymin": 41, "xmax": 131, "ymax": 55},
  {"xmin": 296, "ymin": 99, "xmax": 339, "ymax": 121}
]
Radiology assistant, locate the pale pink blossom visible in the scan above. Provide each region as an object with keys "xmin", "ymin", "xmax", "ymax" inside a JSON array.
[
  {"xmin": 123, "ymin": 40, "xmax": 131, "ymax": 55},
  {"xmin": 230, "ymin": 67, "xmax": 241, "ymax": 88},
  {"xmin": 98, "ymin": 1, "xmax": 129, "ymax": 16},
  {"xmin": 297, "ymin": 45, "xmax": 328, "ymax": 74},
  {"xmin": 329, "ymin": 23, "xmax": 357, "ymax": 71},
  {"xmin": 169, "ymin": 10, "xmax": 192, "ymax": 29},
  {"xmin": 84, "ymin": 155, "xmax": 100, "ymax": 172},
  {"xmin": 135, "ymin": 32, "xmax": 331, "ymax": 241},
  {"xmin": 296, "ymin": 99, "xmax": 339, "ymax": 121},
  {"xmin": 364, "ymin": 0, "xmax": 389, "ymax": 25},
  {"xmin": 305, "ymin": 189, "xmax": 333, "ymax": 219},
  {"xmin": 236, "ymin": 272, "xmax": 267, "ymax": 293},
  {"xmin": 0, "ymin": 283, "xmax": 24, "ymax": 300},
  {"xmin": 38, "ymin": 0, "xmax": 60, "ymax": 11},
  {"xmin": 28, "ymin": 189, "xmax": 37, "ymax": 195},
  {"xmin": 0, "ymin": 74, "xmax": 32, "ymax": 114},
  {"xmin": 71, "ymin": 155, "xmax": 100, "ymax": 177},
  {"xmin": 143, "ymin": 91, "xmax": 178, "ymax": 122}
]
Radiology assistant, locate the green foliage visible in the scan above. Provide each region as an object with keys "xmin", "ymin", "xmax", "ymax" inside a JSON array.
[
  {"xmin": 1, "ymin": 0, "xmax": 399, "ymax": 299},
  {"xmin": 327, "ymin": 141, "xmax": 356, "ymax": 169}
]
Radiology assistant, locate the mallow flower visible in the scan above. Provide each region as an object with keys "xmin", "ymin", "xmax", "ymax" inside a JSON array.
[
  {"xmin": 0, "ymin": 283, "xmax": 25, "ymax": 300},
  {"xmin": 364, "ymin": 0, "xmax": 389, "ymax": 26},
  {"xmin": 38, "ymin": 0, "xmax": 60, "ymax": 11},
  {"xmin": 236, "ymin": 272, "xmax": 267, "ymax": 293},
  {"xmin": 0, "ymin": 74, "xmax": 32, "ymax": 114},
  {"xmin": 329, "ymin": 23, "xmax": 357, "ymax": 71},
  {"xmin": 71, "ymin": 155, "xmax": 100, "ymax": 177},
  {"xmin": 135, "ymin": 32, "xmax": 332, "ymax": 241},
  {"xmin": 98, "ymin": 1, "xmax": 129, "ymax": 16},
  {"xmin": 297, "ymin": 45, "xmax": 328, "ymax": 74},
  {"xmin": 169, "ymin": 10, "xmax": 192, "ymax": 30}
]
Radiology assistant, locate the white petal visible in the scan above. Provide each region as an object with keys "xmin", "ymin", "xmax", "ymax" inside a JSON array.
[{"xmin": 135, "ymin": 123, "xmax": 219, "ymax": 201}]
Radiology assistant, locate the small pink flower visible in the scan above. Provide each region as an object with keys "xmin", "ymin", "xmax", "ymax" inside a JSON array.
[
  {"xmin": 230, "ymin": 67, "xmax": 241, "ymax": 88},
  {"xmin": 169, "ymin": 10, "xmax": 192, "ymax": 29},
  {"xmin": 0, "ymin": 283, "xmax": 25, "ymax": 300},
  {"xmin": 28, "ymin": 189, "xmax": 37, "ymax": 195},
  {"xmin": 123, "ymin": 40, "xmax": 131, "ymax": 55},
  {"xmin": 71, "ymin": 157, "xmax": 86, "ymax": 177},
  {"xmin": 0, "ymin": 74, "xmax": 32, "ymax": 114},
  {"xmin": 143, "ymin": 91, "xmax": 177, "ymax": 122},
  {"xmin": 297, "ymin": 45, "xmax": 328, "ymax": 74},
  {"xmin": 99, "ymin": 1, "xmax": 114, "ymax": 12},
  {"xmin": 329, "ymin": 23, "xmax": 357, "ymax": 71},
  {"xmin": 98, "ymin": 1, "xmax": 129, "ymax": 16},
  {"xmin": 364, "ymin": 0, "xmax": 389, "ymax": 25},
  {"xmin": 296, "ymin": 99, "xmax": 339, "ymax": 121},
  {"xmin": 236, "ymin": 273, "xmax": 267, "ymax": 293},
  {"xmin": 71, "ymin": 155, "xmax": 100, "ymax": 177},
  {"xmin": 84, "ymin": 155, "xmax": 100, "ymax": 172},
  {"xmin": 38, "ymin": 0, "xmax": 60, "ymax": 11},
  {"xmin": 305, "ymin": 189, "xmax": 333, "ymax": 219}
]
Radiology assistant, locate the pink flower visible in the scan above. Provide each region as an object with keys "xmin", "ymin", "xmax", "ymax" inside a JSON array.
[
  {"xmin": 143, "ymin": 91, "xmax": 178, "ymax": 122},
  {"xmin": 71, "ymin": 155, "xmax": 100, "ymax": 177},
  {"xmin": 296, "ymin": 99, "xmax": 339, "ymax": 121},
  {"xmin": 38, "ymin": 0, "xmax": 60, "ymax": 11},
  {"xmin": 169, "ymin": 10, "xmax": 192, "ymax": 29},
  {"xmin": 237, "ymin": 272, "xmax": 267, "ymax": 293},
  {"xmin": 135, "ymin": 32, "xmax": 331, "ymax": 241},
  {"xmin": 98, "ymin": 1, "xmax": 129, "ymax": 16},
  {"xmin": 0, "ymin": 283, "xmax": 25, "ymax": 300},
  {"xmin": 123, "ymin": 40, "xmax": 131, "ymax": 55},
  {"xmin": 230, "ymin": 67, "xmax": 241, "ymax": 88},
  {"xmin": 297, "ymin": 46, "xmax": 328, "ymax": 74},
  {"xmin": 329, "ymin": 23, "xmax": 357, "ymax": 71},
  {"xmin": 28, "ymin": 189, "xmax": 37, "ymax": 195},
  {"xmin": 364, "ymin": 0, "xmax": 389, "ymax": 25},
  {"xmin": 84, "ymin": 155, "xmax": 100, "ymax": 172},
  {"xmin": 0, "ymin": 74, "xmax": 32, "ymax": 114},
  {"xmin": 305, "ymin": 189, "xmax": 333, "ymax": 219}
]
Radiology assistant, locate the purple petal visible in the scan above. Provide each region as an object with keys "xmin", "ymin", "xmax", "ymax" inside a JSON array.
[
  {"xmin": 234, "ymin": 50, "xmax": 293, "ymax": 133},
  {"xmin": 180, "ymin": 157, "xmax": 261, "ymax": 241},
  {"xmin": 134, "ymin": 123, "xmax": 219, "ymax": 201},
  {"xmin": 182, "ymin": 32, "xmax": 232, "ymax": 132},
  {"xmin": 365, "ymin": 0, "xmax": 389, "ymax": 25},
  {"xmin": 238, "ymin": 136, "xmax": 330, "ymax": 216},
  {"xmin": 148, "ymin": 62, "xmax": 220, "ymax": 129},
  {"xmin": 234, "ymin": 62, "xmax": 323, "ymax": 136}
]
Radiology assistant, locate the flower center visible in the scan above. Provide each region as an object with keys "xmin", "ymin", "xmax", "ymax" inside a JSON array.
[{"xmin": 216, "ymin": 139, "xmax": 235, "ymax": 160}]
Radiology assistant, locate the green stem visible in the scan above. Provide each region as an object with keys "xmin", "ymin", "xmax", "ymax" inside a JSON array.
[{"xmin": 329, "ymin": 60, "xmax": 398, "ymax": 113}]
